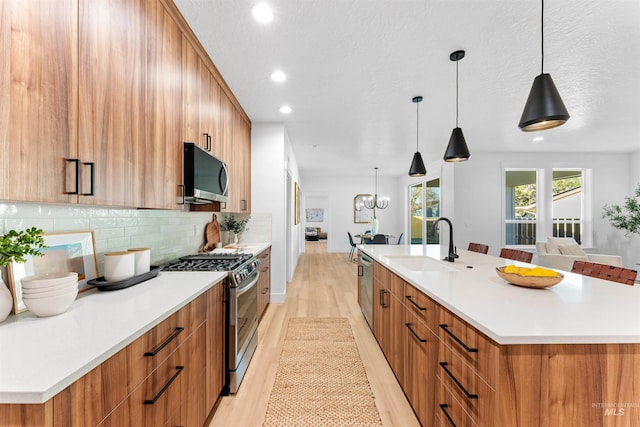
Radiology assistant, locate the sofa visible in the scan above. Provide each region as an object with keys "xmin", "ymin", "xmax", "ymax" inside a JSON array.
[
  {"xmin": 535, "ymin": 237, "xmax": 623, "ymax": 272},
  {"xmin": 305, "ymin": 227, "xmax": 327, "ymax": 240}
]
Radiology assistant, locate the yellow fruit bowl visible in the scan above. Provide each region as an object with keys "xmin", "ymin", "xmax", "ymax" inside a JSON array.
[{"xmin": 496, "ymin": 266, "xmax": 564, "ymax": 289}]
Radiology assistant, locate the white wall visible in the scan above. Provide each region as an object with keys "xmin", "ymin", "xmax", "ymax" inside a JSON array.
[
  {"xmin": 301, "ymin": 174, "xmax": 403, "ymax": 252},
  {"xmin": 251, "ymin": 123, "xmax": 301, "ymax": 304}
]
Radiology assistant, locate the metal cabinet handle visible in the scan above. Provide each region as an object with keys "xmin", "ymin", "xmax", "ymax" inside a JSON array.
[
  {"xmin": 241, "ymin": 199, "xmax": 247, "ymax": 211},
  {"xmin": 357, "ymin": 265, "xmax": 363, "ymax": 277},
  {"xmin": 439, "ymin": 324, "xmax": 477, "ymax": 353},
  {"xmin": 144, "ymin": 366, "xmax": 184, "ymax": 404},
  {"xmin": 405, "ymin": 323, "xmax": 427, "ymax": 343},
  {"xmin": 203, "ymin": 133, "xmax": 210, "ymax": 151},
  {"xmin": 144, "ymin": 327, "xmax": 184, "ymax": 357},
  {"xmin": 439, "ymin": 404, "xmax": 457, "ymax": 426},
  {"xmin": 439, "ymin": 362, "xmax": 478, "ymax": 399},
  {"xmin": 65, "ymin": 158, "xmax": 80, "ymax": 194},
  {"xmin": 261, "ymin": 266, "xmax": 269, "ymax": 273},
  {"xmin": 262, "ymin": 287, "xmax": 269, "ymax": 294},
  {"xmin": 405, "ymin": 295, "xmax": 427, "ymax": 311},
  {"xmin": 82, "ymin": 162, "xmax": 95, "ymax": 196},
  {"xmin": 379, "ymin": 289, "xmax": 388, "ymax": 307}
]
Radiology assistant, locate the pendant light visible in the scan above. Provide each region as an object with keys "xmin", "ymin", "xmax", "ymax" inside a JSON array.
[
  {"xmin": 518, "ymin": 0, "xmax": 569, "ymax": 131},
  {"xmin": 408, "ymin": 96, "xmax": 427, "ymax": 177},
  {"xmin": 443, "ymin": 50, "xmax": 471, "ymax": 162},
  {"xmin": 363, "ymin": 167, "xmax": 389, "ymax": 210}
]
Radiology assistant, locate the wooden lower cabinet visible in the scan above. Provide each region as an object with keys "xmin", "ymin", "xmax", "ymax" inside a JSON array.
[
  {"xmin": 0, "ymin": 283, "xmax": 225, "ymax": 427},
  {"xmin": 372, "ymin": 263, "xmax": 640, "ymax": 427},
  {"xmin": 257, "ymin": 247, "xmax": 271, "ymax": 319}
]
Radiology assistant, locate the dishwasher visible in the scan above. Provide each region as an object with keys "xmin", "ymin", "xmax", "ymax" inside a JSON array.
[{"xmin": 358, "ymin": 253, "xmax": 373, "ymax": 329}]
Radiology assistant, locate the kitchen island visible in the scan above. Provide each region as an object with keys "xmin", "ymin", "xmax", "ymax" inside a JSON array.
[{"xmin": 359, "ymin": 244, "xmax": 640, "ymax": 427}]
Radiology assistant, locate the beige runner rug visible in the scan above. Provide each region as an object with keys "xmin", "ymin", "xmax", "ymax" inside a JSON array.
[{"xmin": 263, "ymin": 317, "xmax": 383, "ymax": 427}]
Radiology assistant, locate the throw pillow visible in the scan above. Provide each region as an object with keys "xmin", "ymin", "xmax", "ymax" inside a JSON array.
[
  {"xmin": 546, "ymin": 237, "xmax": 579, "ymax": 255},
  {"xmin": 558, "ymin": 244, "xmax": 587, "ymax": 257}
]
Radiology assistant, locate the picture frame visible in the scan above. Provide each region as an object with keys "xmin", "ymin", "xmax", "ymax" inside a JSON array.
[
  {"xmin": 7, "ymin": 231, "xmax": 98, "ymax": 313},
  {"xmin": 294, "ymin": 182, "xmax": 301, "ymax": 225},
  {"xmin": 306, "ymin": 208, "xmax": 324, "ymax": 222}
]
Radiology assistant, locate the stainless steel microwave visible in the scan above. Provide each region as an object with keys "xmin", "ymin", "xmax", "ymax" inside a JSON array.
[{"xmin": 183, "ymin": 142, "xmax": 229, "ymax": 204}]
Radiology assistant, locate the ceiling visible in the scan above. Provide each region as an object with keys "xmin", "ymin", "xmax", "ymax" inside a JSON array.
[{"xmin": 174, "ymin": 0, "xmax": 640, "ymax": 178}]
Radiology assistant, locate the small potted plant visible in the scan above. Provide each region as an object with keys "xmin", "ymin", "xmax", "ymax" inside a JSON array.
[
  {"xmin": 0, "ymin": 227, "xmax": 47, "ymax": 321},
  {"xmin": 602, "ymin": 183, "xmax": 640, "ymax": 237},
  {"xmin": 220, "ymin": 215, "xmax": 249, "ymax": 245}
]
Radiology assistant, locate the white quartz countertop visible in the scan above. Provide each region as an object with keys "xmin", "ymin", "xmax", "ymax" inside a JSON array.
[
  {"xmin": 359, "ymin": 244, "xmax": 640, "ymax": 346},
  {"xmin": 0, "ymin": 270, "xmax": 227, "ymax": 404}
]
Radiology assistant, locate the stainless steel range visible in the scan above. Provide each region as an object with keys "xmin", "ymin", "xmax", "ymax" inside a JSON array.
[{"xmin": 162, "ymin": 253, "xmax": 261, "ymax": 394}]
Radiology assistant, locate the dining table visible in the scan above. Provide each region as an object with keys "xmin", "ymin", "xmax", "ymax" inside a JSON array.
[{"xmin": 354, "ymin": 233, "xmax": 396, "ymax": 244}]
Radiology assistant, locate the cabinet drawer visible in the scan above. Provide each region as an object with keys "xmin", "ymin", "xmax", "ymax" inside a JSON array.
[
  {"xmin": 403, "ymin": 309, "xmax": 438, "ymax": 427},
  {"xmin": 438, "ymin": 308, "xmax": 498, "ymax": 387},
  {"xmin": 257, "ymin": 248, "xmax": 271, "ymax": 267},
  {"xmin": 437, "ymin": 367, "xmax": 495, "ymax": 427},
  {"xmin": 53, "ymin": 294, "xmax": 207, "ymax": 426},
  {"xmin": 98, "ymin": 327, "xmax": 202, "ymax": 427},
  {"xmin": 403, "ymin": 283, "xmax": 437, "ymax": 332}
]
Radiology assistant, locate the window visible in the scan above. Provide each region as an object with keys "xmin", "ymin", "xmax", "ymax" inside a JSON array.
[
  {"xmin": 409, "ymin": 178, "xmax": 440, "ymax": 244},
  {"xmin": 505, "ymin": 170, "xmax": 538, "ymax": 245},
  {"xmin": 504, "ymin": 168, "xmax": 589, "ymax": 246}
]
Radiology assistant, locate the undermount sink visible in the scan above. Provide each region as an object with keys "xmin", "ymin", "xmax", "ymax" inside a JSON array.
[{"xmin": 385, "ymin": 256, "xmax": 458, "ymax": 272}]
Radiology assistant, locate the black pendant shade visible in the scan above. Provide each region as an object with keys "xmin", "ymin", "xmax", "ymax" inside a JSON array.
[
  {"xmin": 409, "ymin": 152, "xmax": 426, "ymax": 176},
  {"xmin": 408, "ymin": 96, "xmax": 427, "ymax": 176},
  {"xmin": 444, "ymin": 127, "xmax": 470, "ymax": 162},
  {"xmin": 519, "ymin": 0, "xmax": 569, "ymax": 131},
  {"xmin": 518, "ymin": 73, "xmax": 569, "ymax": 131},
  {"xmin": 443, "ymin": 50, "xmax": 470, "ymax": 162}
]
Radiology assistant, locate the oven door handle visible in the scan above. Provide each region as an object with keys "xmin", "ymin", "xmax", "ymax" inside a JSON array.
[{"xmin": 236, "ymin": 271, "xmax": 259, "ymax": 296}]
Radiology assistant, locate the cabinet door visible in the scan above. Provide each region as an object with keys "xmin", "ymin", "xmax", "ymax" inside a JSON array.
[
  {"xmin": 205, "ymin": 283, "xmax": 226, "ymax": 410},
  {"xmin": 181, "ymin": 37, "xmax": 203, "ymax": 148},
  {"xmin": 0, "ymin": 0, "xmax": 78, "ymax": 204},
  {"xmin": 78, "ymin": 0, "xmax": 147, "ymax": 207},
  {"xmin": 200, "ymin": 62, "xmax": 221, "ymax": 155},
  {"xmin": 385, "ymin": 273, "xmax": 404, "ymax": 379},
  {"xmin": 144, "ymin": 2, "xmax": 182, "ymax": 209}
]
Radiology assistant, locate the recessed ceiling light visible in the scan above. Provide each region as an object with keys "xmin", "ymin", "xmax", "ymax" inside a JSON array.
[
  {"xmin": 280, "ymin": 105, "xmax": 292, "ymax": 114},
  {"xmin": 270, "ymin": 71, "xmax": 286, "ymax": 82},
  {"xmin": 533, "ymin": 136, "xmax": 544, "ymax": 142},
  {"xmin": 252, "ymin": 3, "xmax": 273, "ymax": 23}
]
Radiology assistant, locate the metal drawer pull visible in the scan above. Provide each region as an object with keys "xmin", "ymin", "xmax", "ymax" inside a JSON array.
[
  {"xmin": 263, "ymin": 287, "xmax": 269, "ymax": 294},
  {"xmin": 65, "ymin": 158, "xmax": 80, "ymax": 194},
  {"xmin": 144, "ymin": 327, "xmax": 184, "ymax": 357},
  {"xmin": 405, "ymin": 323, "xmax": 427, "ymax": 342},
  {"xmin": 439, "ymin": 362, "xmax": 478, "ymax": 399},
  {"xmin": 144, "ymin": 366, "xmax": 184, "ymax": 405},
  {"xmin": 357, "ymin": 265, "xmax": 363, "ymax": 277},
  {"xmin": 439, "ymin": 404, "xmax": 457, "ymax": 426},
  {"xmin": 439, "ymin": 324, "xmax": 478, "ymax": 353},
  {"xmin": 380, "ymin": 289, "xmax": 388, "ymax": 307},
  {"xmin": 405, "ymin": 295, "xmax": 427, "ymax": 311},
  {"xmin": 82, "ymin": 162, "xmax": 95, "ymax": 196}
]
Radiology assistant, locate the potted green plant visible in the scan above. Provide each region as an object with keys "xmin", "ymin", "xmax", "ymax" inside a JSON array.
[
  {"xmin": 220, "ymin": 215, "xmax": 249, "ymax": 245},
  {"xmin": 602, "ymin": 183, "xmax": 640, "ymax": 237},
  {"xmin": 0, "ymin": 227, "xmax": 47, "ymax": 321}
]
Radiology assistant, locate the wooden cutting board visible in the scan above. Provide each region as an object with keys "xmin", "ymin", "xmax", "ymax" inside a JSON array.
[{"xmin": 202, "ymin": 214, "xmax": 221, "ymax": 252}]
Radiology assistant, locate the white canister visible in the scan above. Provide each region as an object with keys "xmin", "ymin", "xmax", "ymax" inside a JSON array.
[
  {"xmin": 128, "ymin": 248, "xmax": 151, "ymax": 275},
  {"xmin": 104, "ymin": 251, "xmax": 136, "ymax": 281}
]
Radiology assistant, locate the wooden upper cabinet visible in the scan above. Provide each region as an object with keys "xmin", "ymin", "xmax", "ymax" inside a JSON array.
[
  {"xmin": 181, "ymin": 36, "xmax": 203, "ymax": 149},
  {"xmin": 144, "ymin": 2, "xmax": 182, "ymax": 209},
  {"xmin": 220, "ymin": 102, "xmax": 251, "ymax": 212},
  {"xmin": 78, "ymin": 0, "xmax": 148, "ymax": 207},
  {"xmin": 0, "ymin": 0, "xmax": 79, "ymax": 204}
]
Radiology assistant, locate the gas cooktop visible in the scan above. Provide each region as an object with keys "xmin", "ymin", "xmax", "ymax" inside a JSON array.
[{"xmin": 162, "ymin": 253, "xmax": 253, "ymax": 272}]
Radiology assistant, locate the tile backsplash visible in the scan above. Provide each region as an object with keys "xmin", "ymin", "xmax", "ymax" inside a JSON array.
[{"xmin": 0, "ymin": 202, "xmax": 271, "ymax": 275}]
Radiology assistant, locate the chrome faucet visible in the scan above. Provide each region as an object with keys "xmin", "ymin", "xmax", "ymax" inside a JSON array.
[{"xmin": 431, "ymin": 217, "xmax": 458, "ymax": 262}]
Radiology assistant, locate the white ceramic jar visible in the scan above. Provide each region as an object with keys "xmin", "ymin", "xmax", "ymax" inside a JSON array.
[
  {"xmin": 104, "ymin": 251, "xmax": 136, "ymax": 281},
  {"xmin": 128, "ymin": 248, "xmax": 151, "ymax": 275}
]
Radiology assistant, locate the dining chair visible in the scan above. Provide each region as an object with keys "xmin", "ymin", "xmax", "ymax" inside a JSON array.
[
  {"xmin": 499, "ymin": 248, "xmax": 533, "ymax": 263},
  {"xmin": 468, "ymin": 242, "xmax": 489, "ymax": 254},
  {"xmin": 371, "ymin": 234, "xmax": 388, "ymax": 244},
  {"xmin": 571, "ymin": 261, "xmax": 637, "ymax": 285},
  {"xmin": 347, "ymin": 232, "xmax": 357, "ymax": 262},
  {"xmin": 396, "ymin": 232, "xmax": 404, "ymax": 245}
]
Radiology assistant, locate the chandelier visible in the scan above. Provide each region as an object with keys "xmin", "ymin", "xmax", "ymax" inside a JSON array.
[{"xmin": 364, "ymin": 168, "xmax": 389, "ymax": 210}]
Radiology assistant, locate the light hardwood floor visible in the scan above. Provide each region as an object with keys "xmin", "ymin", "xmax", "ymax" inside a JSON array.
[{"xmin": 207, "ymin": 247, "xmax": 420, "ymax": 426}]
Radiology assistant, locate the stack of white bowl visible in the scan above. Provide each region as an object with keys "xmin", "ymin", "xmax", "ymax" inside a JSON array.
[{"xmin": 21, "ymin": 272, "xmax": 78, "ymax": 317}]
